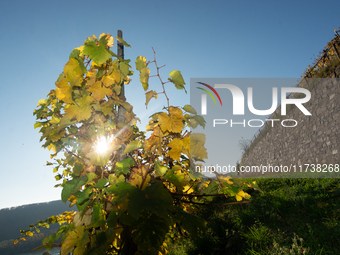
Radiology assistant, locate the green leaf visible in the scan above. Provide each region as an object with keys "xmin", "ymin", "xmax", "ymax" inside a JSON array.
[
  {"xmin": 169, "ymin": 70, "xmax": 186, "ymax": 91},
  {"xmin": 86, "ymin": 172, "xmax": 97, "ymax": 182},
  {"xmin": 183, "ymin": 104, "xmax": 197, "ymax": 115},
  {"xmin": 164, "ymin": 166, "xmax": 190, "ymax": 190},
  {"xmin": 73, "ymin": 163, "xmax": 83, "ymax": 177},
  {"xmin": 82, "ymin": 38, "xmax": 111, "ymax": 65},
  {"xmin": 94, "ymin": 178, "xmax": 108, "ymax": 189},
  {"xmin": 69, "ymin": 49, "xmax": 80, "ymax": 59},
  {"xmin": 76, "ymin": 186, "xmax": 92, "ymax": 205},
  {"xmin": 154, "ymin": 161, "xmax": 168, "ymax": 177},
  {"xmin": 119, "ymin": 62, "xmax": 130, "ymax": 77},
  {"xmin": 191, "ymin": 115, "xmax": 206, "ymax": 128},
  {"xmin": 107, "ymin": 181, "xmax": 136, "ymax": 204},
  {"xmin": 123, "ymin": 140, "xmax": 141, "ymax": 154},
  {"xmin": 116, "ymin": 36, "xmax": 131, "ymax": 47},
  {"xmin": 139, "ymin": 67, "xmax": 150, "ymax": 91},
  {"xmin": 127, "ymin": 182, "xmax": 173, "ymax": 219},
  {"xmin": 61, "ymin": 176, "xmax": 87, "ymax": 203},
  {"xmin": 172, "ymin": 209, "xmax": 207, "ymax": 237},
  {"xmin": 87, "ymin": 203, "xmax": 105, "ymax": 228},
  {"xmin": 115, "ymin": 158, "xmax": 135, "ymax": 176},
  {"xmin": 107, "ymin": 210, "xmax": 121, "ymax": 228},
  {"xmin": 135, "ymin": 56, "xmax": 147, "ymax": 71},
  {"xmin": 61, "ymin": 225, "xmax": 87, "ymax": 255},
  {"xmin": 132, "ymin": 213, "xmax": 169, "ymax": 250}
]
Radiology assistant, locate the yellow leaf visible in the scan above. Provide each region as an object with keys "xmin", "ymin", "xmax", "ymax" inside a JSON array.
[
  {"xmin": 107, "ymin": 36, "xmax": 114, "ymax": 48},
  {"xmin": 37, "ymin": 99, "xmax": 47, "ymax": 107},
  {"xmin": 235, "ymin": 194, "xmax": 242, "ymax": 201},
  {"xmin": 56, "ymin": 79, "xmax": 73, "ymax": 103},
  {"xmin": 102, "ymin": 72, "xmax": 119, "ymax": 87},
  {"xmin": 183, "ymin": 185, "xmax": 194, "ymax": 194},
  {"xmin": 47, "ymin": 143, "xmax": 56, "ymax": 153},
  {"xmin": 61, "ymin": 225, "xmax": 85, "ymax": 255},
  {"xmin": 140, "ymin": 67, "xmax": 150, "ymax": 91},
  {"xmin": 50, "ymin": 115, "xmax": 61, "ymax": 124},
  {"xmin": 167, "ymin": 138, "xmax": 183, "ymax": 161},
  {"xmin": 99, "ymin": 33, "xmax": 114, "ymax": 47},
  {"xmin": 65, "ymin": 95, "xmax": 94, "ymax": 121},
  {"xmin": 86, "ymin": 70, "xmax": 97, "ymax": 87},
  {"xmin": 144, "ymin": 126, "xmax": 163, "ymax": 155},
  {"xmin": 89, "ymin": 81, "xmax": 112, "ymax": 101},
  {"xmin": 128, "ymin": 167, "xmax": 150, "ymax": 190},
  {"xmin": 219, "ymin": 176, "xmax": 233, "ymax": 185},
  {"xmin": 74, "ymin": 46, "xmax": 84, "ymax": 55},
  {"xmin": 158, "ymin": 107, "xmax": 185, "ymax": 133},
  {"xmin": 236, "ymin": 190, "xmax": 251, "ymax": 201},
  {"xmin": 64, "ymin": 58, "xmax": 83, "ymax": 87},
  {"xmin": 190, "ymin": 133, "xmax": 208, "ymax": 159}
]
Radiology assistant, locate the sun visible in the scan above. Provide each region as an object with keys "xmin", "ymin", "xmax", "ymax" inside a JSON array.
[{"xmin": 95, "ymin": 136, "xmax": 113, "ymax": 155}]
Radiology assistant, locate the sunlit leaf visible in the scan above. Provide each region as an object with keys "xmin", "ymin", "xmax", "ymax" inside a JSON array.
[
  {"xmin": 82, "ymin": 37, "xmax": 111, "ymax": 65},
  {"xmin": 65, "ymin": 95, "xmax": 94, "ymax": 121},
  {"xmin": 158, "ymin": 107, "xmax": 185, "ymax": 133},
  {"xmin": 139, "ymin": 67, "xmax": 150, "ymax": 91},
  {"xmin": 169, "ymin": 70, "xmax": 186, "ymax": 91},
  {"xmin": 116, "ymin": 36, "xmax": 131, "ymax": 48},
  {"xmin": 135, "ymin": 56, "xmax": 147, "ymax": 71},
  {"xmin": 89, "ymin": 81, "xmax": 112, "ymax": 101}
]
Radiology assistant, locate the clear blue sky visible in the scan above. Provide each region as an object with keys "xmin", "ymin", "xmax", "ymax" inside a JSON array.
[{"xmin": 0, "ymin": 0, "xmax": 339, "ymax": 209}]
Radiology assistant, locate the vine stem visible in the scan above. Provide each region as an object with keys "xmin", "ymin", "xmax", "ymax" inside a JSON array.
[
  {"xmin": 179, "ymin": 199, "xmax": 251, "ymax": 206},
  {"xmin": 31, "ymin": 243, "xmax": 61, "ymax": 251},
  {"xmin": 151, "ymin": 47, "xmax": 170, "ymax": 110}
]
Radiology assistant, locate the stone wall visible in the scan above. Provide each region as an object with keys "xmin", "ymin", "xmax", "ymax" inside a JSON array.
[{"xmin": 240, "ymin": 66, "xmax": 340, "ymax": 176}]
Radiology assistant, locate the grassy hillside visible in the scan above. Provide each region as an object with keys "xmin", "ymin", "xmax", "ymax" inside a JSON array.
[
  {"xmin": 0, "ymin": 200, "xmax": 70, "ymax": 254},
  {"xmin": 167, "ymin": 178, "xmax": 340, "ymax": 254}
]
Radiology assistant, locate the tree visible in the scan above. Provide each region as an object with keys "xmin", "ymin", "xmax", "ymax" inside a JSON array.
[{"xmin": 15, "ymin": 32, "xmax": 255, "ymax": 255}]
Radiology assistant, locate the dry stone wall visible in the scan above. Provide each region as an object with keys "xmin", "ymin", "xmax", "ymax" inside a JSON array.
[{"xmin": 240, "ymin": 67, "xmax": 340, "ymax": 176}]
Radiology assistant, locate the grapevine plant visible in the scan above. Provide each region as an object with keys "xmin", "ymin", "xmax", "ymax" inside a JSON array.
[{"xmin": 16, "ymin": 33, "xmax": 256, "ymax": 255}]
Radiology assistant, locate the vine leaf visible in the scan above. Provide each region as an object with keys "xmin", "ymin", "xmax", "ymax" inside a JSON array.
[
  {"xmin": 164, "ymin": 166, "xmax": 190, "ymax": 190},
  {"xmin": 115, "ymin": 158, "xmax": 135, "ymax": 176},
  {"xmin": 154, "ymin": 161, "xmax": 168, "ymax": 177},
  {"xmin": 183, "ymin": 104, "xmax": 197, "ymax": 115},
  {"xmin": 158, "ymin": 107, "xmax": 185, "ymax": 133},
  {"xmin": 169, "ymin": 70, "xmax": 186, "ymax": 92},
  {"xmin": 135, "ymin": 56, "xmax": 147, "ymax": 71},
  {"xmin": 167, "ymin": 138, "xmax": 183, "ymax": 161},
  {"xmin": 172, "ymin": 209, "xmax": 207, "ymax": 237},
  {"xmin": 127, "ymin": 182, "xmax": 173, "ymax": 219},
  {"xmin": 190, "ymin": 133, "xmax": 208, "ymax": 159},
  {"xmin": 124, "ymin": 140, "xmax": 141, "ymax": 154},
  {"xmin": 64, "ymin": 58, "xmax": 84, "ymax": 87},
  {"xmin": 61, "ymin": 225, "xmax": 89, "ymax": 255},
  {"xmin": 140, "ymin": 67, "xmax": 150, "ymax": 91},
  {"xmin": 61, "ymin": 176, "xmax": 87, "ymax": 203},
  {"xmin": 132, "ymin": 213, "xmax": 169, "ymax": 250},
  {"xmin": 65, "ymin": 95, "xmax": 94, "ymax": 121},
  {"xmin": 82, "ymin": 37, "xmax": 111, "ymax": 65},
  {"xmin": 116, "ymin": 36, "xmax": 131, "ymax": 48},
  {"xmin": 89, "ymin": 81, "xmax": 113, "ymax": 101},
  {"xmin": 145, "ymin": 90, "xmax": 158, "ymax": 108},
  {"xmin": 56, "ymin": 79, "xmax": 73, "ymax": 103}
]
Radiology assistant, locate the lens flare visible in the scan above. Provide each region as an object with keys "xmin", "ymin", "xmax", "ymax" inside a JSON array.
[{"xmin": 95, "ymin": 136, "xmax": 113, "ymax": 154}]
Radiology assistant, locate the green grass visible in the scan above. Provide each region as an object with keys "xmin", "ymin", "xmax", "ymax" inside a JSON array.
[{"xmin": 167, "ymin": 178, "xmax": 340, "ymax": 254}]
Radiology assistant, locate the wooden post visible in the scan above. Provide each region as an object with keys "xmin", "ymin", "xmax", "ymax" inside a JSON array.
[
  {"xmin": 117, "ymin": 30, "xmax": 126, "ymax": 160},
  {"xmin": 117, "ymin": 30, "xmax": 126, "ymax": 123}
]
